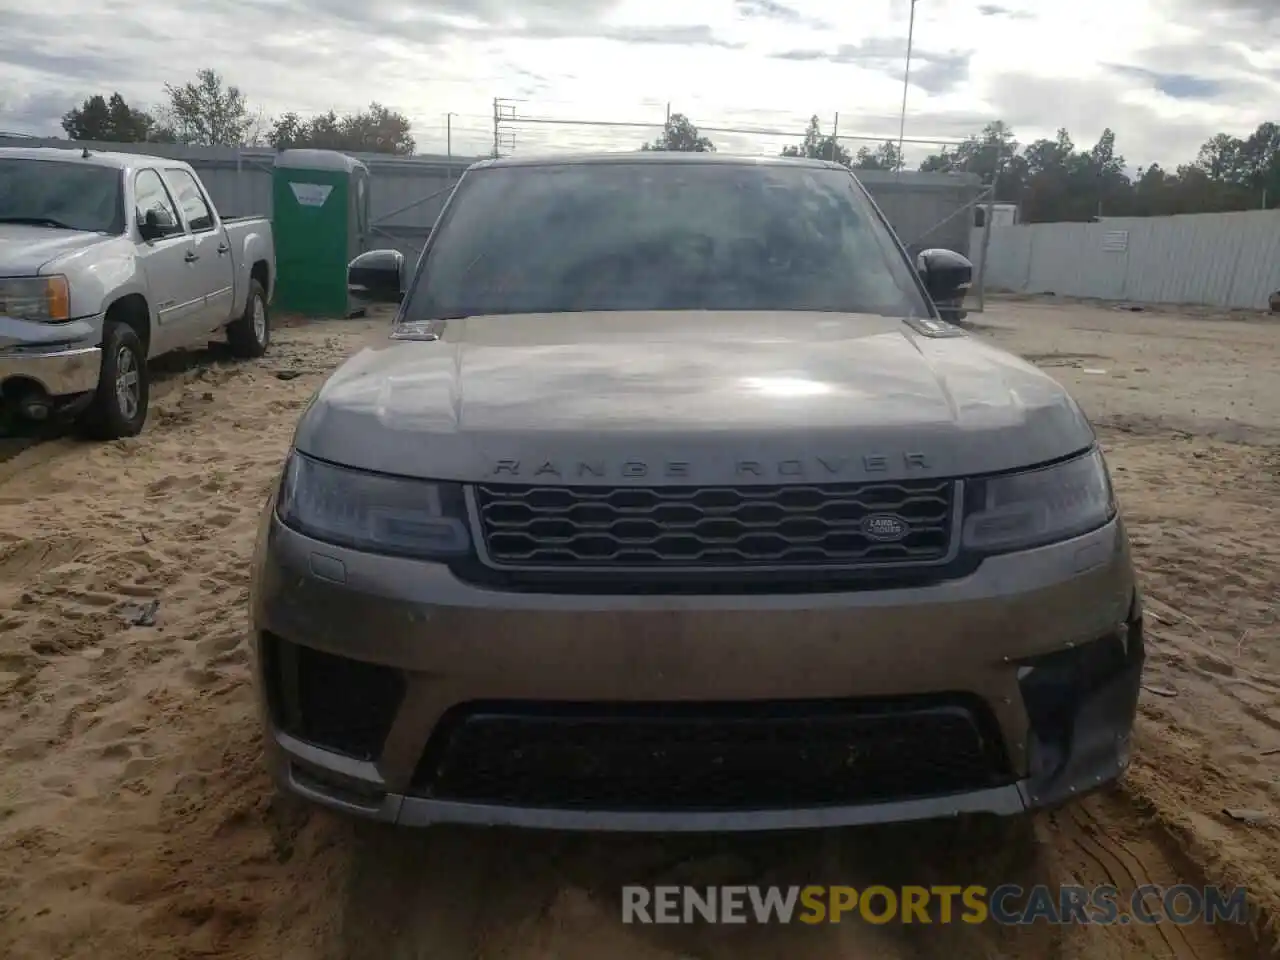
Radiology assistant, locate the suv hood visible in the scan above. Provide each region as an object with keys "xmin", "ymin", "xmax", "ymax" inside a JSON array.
[
  {"xmin": 295, "ymin": 311, "xmax": 1094, "ymax": 484},
  {"xmin": 0, "ymin": 224, "xmax": 111, "ymax": 274}
]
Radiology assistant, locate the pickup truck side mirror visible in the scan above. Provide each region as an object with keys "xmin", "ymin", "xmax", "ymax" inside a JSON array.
[
  {"xmin": 139, "ymin": 208, "xmax": 176, "ymax": 242},
  {"xmin": 348, "ymin": 249, "xmax": 406, "ymax": 305},
  {"xmin": 915, "ymin": 248, "xmax": 972, "ymax": 307}
]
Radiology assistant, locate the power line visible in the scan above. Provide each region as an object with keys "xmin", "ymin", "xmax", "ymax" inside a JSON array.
[{"xmin": 501, "ymin": 114, "xmax": 966, "ymax": 146}]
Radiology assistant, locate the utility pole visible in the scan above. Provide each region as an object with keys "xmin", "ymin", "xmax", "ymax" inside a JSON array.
[
  {"xmin": 492, "ymin": 98, "xmax": 499, "ymax": 158},
  {"xmin": 896, "ymin": 0, "xmax": 920, "ymax": 178},
  {"xmin": 831, "ymin": 112, "xmax": 839, "ymax": 162},
  {"xmin": 446, "ymin": 112, "xmax": 455, "ymax": 159},
  {"xmin": 974, "ymin": 155, "xmax": 1001, "ymax": 314},
  {"xmin": 975, "ymin": 185, "xmax": 996, "ymax": 313}
]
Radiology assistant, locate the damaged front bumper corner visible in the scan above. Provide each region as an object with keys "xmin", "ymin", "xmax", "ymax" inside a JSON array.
[
  {"xmin": 0, "ymin": 315, "xmax": 102, "ymax": 399},
  {"xmin": 1019, "ymin": 595, "xmax": 1145, "ymax": 810}
]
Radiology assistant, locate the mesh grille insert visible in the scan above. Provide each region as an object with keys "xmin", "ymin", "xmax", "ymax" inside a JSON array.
[
  {"xmin": 475, "ymin": 480, "xmax": 955, "ymax": 569},
  {"xmin": 411, "ymin": 698, "xmax": 1009, "ymax": 811}
]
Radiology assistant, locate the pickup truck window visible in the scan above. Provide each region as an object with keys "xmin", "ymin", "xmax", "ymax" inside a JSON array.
[
  {"xmin": 0, "ymin": 158, "xmax": 125, "ymax": 234},
  {"xmin": 134, "ymin": 169, "xmax": 184, "ymax": 236},
  {"xmin": 163, "ymin": 169, "xmax": 215, "ymax": 232},
  {"xmin": 407, "ymin": 161, "xmax": 929, "ymax": 321}
]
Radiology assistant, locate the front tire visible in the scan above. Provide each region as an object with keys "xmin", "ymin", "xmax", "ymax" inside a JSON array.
[
  {"xmin": 78, "ymin": 321, "xmax": 148, "ymax": 441},
  {"xmin": 227, "ymin": 279, "xmax": 270, "ymax": 358}
]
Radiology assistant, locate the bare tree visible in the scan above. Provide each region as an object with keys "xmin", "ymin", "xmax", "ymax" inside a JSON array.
[{"xmin": 163, "ymin": 69, "xmax": 254, "ymax": 146}]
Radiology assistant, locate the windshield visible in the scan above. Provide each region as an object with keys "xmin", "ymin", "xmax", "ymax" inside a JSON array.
[
  {"xmin": 403, "ymin": 160, "xmax": 930, "ymax": 321},
  {"xmin": 0, "ymin": 159, "xmax": 125, "ymax": 234}
]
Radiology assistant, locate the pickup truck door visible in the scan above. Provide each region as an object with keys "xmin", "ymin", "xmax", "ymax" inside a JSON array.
[
  {"xmin": 132, "ymin": 168, "xmax": 201, "ymax": 347},
  {"xmin": 162, "ymin": 168, "xmax": 236, "ymax": 332}
]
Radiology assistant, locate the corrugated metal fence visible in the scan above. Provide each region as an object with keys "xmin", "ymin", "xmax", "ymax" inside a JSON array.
[
  {"xmin": 970, "ymin": 210, "xmax": 1280, "ymax": 311},
  {"xmin": 2, "ymin": 136, "xmax": 984, "ymax": 264}
]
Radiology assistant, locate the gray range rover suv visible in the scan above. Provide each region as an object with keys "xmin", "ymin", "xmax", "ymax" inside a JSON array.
[{"xmin": 248, "ymin": 152, "xmax": 1143, "ymax": 831}]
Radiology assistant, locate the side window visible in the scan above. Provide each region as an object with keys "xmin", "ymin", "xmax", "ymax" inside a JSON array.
[
  {"xmin": 134, "ymin": 169, "xmax": 182, "ymax": 236},
  {"xmin": 163, "ymin": 169, "xmax": 215, "ymax": 232}
]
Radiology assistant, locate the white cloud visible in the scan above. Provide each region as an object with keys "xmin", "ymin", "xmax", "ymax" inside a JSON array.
[{"xmin": 0, "ymin": 0, "xmax": 1276, "ymax": 170}]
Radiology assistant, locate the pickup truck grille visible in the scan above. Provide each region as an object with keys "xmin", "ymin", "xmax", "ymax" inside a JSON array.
[{"xmin": 473, "ymin": 480, "xmax": 955, "ymax": 569}]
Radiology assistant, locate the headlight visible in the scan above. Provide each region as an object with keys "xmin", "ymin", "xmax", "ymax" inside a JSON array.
[
  {"xmin": 0, "ymin": 276, "xmax": 71, "ymax": 322},
  {"xmin": 276, "ymin": 452, "xmax": 471, "ymax": 558},
  {"xmin": 962, "ymin": 447, "xmax": 1116, "ymax": 553}
]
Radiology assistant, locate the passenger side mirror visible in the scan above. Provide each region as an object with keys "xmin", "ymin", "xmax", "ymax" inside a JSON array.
[
  {"xmin": 139, "ymin": 207, "xmax": 176, "ymax": 242},
  {"xmin": 348, "ymin": 249, "xmax": 406, "ymax": 305},
  {"xmin": 916, "ymin": 248, "xmax": 972, "ymax": 307}
]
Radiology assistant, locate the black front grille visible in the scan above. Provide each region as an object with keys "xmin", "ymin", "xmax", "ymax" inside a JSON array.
[
  {"xmin": 474, "ymin": 480, "xmax": 955, "ymax": 569},
  {"xmin": 411, "ymin": 697, "xmax": 1009, "ymax": 811},
  {"xmin": 260, "ymin": 632, "xmax": 404, "ymax": 761}
]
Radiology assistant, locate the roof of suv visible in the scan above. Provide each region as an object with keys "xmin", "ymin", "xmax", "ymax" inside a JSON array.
[{"xmin": 468, "ymin": 151, "xmax": 850, "ymax": 172}]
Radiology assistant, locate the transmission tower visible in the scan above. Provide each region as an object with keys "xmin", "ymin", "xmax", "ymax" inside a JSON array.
[{"xmin": 492, "ymin": 98, "xmax": 520, "ymax": 157}]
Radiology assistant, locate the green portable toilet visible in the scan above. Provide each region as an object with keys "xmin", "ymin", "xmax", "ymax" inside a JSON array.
[{"xmin": 272, "ymin": 149, "xmax": 371, "ymax": 317}]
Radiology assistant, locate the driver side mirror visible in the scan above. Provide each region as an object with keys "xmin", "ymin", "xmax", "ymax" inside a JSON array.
[
  {"xmin": 916, "ymin": 248, "xmax": 972, "ymax": 306},
  {"xmin": 348, "ymin": 249, "xmax": 406, "ymax": 305},
  {"xmin": 139, "ymin": 207, "xmax": 176, "ymax": 242}
]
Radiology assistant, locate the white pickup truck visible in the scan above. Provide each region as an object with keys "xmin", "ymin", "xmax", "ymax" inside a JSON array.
[{"xmin": 0, "ymin": 147, "xmax": 275, "ymax": 439}]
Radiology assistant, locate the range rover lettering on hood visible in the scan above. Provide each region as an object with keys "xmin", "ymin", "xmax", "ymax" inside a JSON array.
[{"xmin": 487, "ymin": 453, "xmax": 934, "ymax": 482}]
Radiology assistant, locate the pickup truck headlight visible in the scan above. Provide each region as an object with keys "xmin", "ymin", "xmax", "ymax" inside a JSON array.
[
  {"xmin": 0, "ymin": 276, "xmax": 71, "ymax": 322},
  {"xmin": 962, "ymin": 447, "xmax": 1117, "ymax": 553},
  {"xmin": 276, "ymin": 452, "xmax": 472, "ymax": 558}
]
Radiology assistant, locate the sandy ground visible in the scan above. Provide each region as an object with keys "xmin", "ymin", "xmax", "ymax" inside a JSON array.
[{"xmin": 0, "ymin": 301, "xmax": 1276, "ymax": 959}]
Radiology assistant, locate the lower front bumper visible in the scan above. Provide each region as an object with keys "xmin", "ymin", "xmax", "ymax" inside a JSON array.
[
  {"xmin": 0, "ymin": 315, "xmax": 102, "ymax": 398},
  {"xmin": 250, "ymin": 509, "xmax": 1143, "ymax": 831},
  {"xmin": 282, "ymin": 741, "xmax": 1031, "ymax": 830},
  {"xmin": 267, "ymin": 609, "xmax": 1143, "ymax": 831},
  {"xmin": 0, "ymin": 345, "xmax": 101, "ymax": 397}
]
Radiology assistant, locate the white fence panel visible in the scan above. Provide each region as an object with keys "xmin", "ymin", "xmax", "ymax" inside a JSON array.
[{"xmin": 971, "ymin": 209, "xmax": 1280, "ymax": 310}]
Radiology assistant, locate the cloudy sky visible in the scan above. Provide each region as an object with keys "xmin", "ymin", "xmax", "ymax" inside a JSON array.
[{"xmin": 0, "ymin": 0, "xmax": 1276, "ymax": 170}]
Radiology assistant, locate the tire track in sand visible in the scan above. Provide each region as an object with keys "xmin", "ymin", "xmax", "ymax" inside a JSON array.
[{"xmin": 332, "ymin": 802, "xmax": 1251, "ymax": 960}]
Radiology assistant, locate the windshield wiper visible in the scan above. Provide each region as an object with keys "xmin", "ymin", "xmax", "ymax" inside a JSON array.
[{"xmin": 0, "ymin": 216, "xmax": 78, "ymax": 230}]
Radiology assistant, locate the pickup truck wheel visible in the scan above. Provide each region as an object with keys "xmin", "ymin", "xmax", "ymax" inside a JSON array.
[
  {"xmin": 227, "ymin": 279, "xmax": 270, "ymax": 359},
  {"xmin": 78, "ymin": 321, "xmax": 148, "ymax": 440}
]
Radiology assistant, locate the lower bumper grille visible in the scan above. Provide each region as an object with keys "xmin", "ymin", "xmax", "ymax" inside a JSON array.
[
  {"xmin": 260, "ymin": 633, "xmax": 405, "ymax": 761},
  {"xmin": 411, "ymin": 697, "xmax": 1010, "ymax": 811}
]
